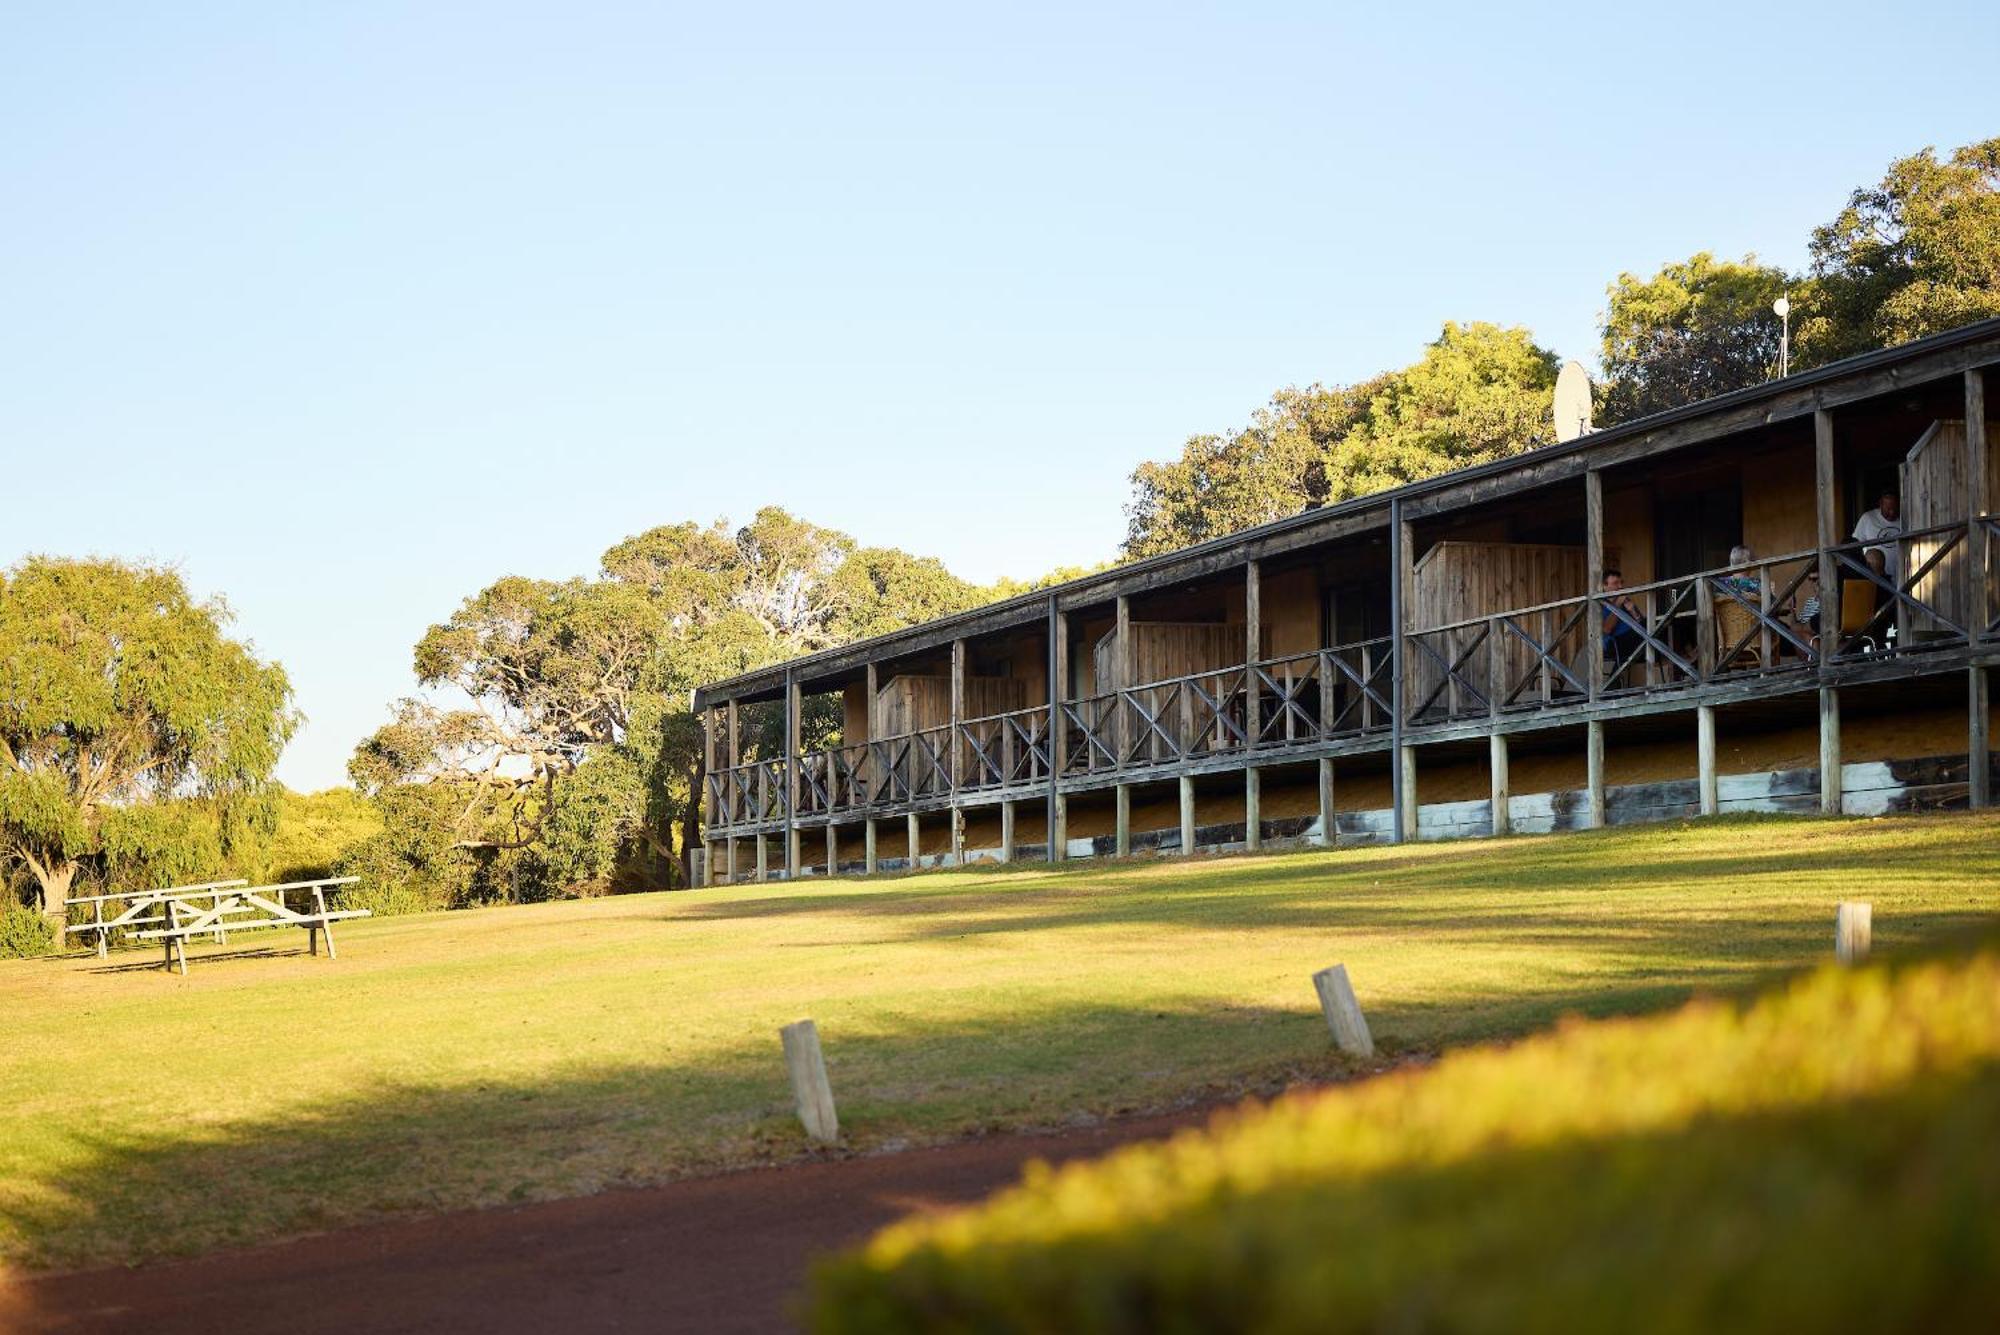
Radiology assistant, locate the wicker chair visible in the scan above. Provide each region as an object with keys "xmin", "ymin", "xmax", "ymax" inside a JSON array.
[{"xmin": 1714, "ymin": 596, "xmax": 1764, "ymax": 672}]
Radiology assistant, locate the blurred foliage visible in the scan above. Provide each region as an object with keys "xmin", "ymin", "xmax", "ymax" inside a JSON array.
[
  {"xmin": 0, "ymin": 899, "xmax": 56, "ymax": 959},
  {"xmin": 814, "ymin": 940, "xmax": 2000, "ymax": 1334}
]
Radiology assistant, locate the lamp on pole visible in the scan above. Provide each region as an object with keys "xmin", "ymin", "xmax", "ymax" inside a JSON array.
[{"xmin": 1773, "ymin": 296, "xmax": 1791, "ymax": 378}]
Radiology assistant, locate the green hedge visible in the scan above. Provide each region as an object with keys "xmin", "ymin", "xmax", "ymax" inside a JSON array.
[
  {"xmin": 812, "ymin": 942, "xmax": 2000, "ymax": 1333},
  {"xmin": 0, "ymin": 901, "xmax": 57, "ymax": 959}
]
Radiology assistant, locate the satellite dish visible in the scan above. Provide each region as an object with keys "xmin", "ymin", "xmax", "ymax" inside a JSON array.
[{"xmin": 1553, "ymin": 360, "xmax": 1593, "ymax": 443}]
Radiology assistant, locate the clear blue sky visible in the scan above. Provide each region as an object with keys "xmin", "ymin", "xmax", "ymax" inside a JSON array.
[{"xmin": 4, "ymin": 2, "xmax": 1994, "ymax": 790}]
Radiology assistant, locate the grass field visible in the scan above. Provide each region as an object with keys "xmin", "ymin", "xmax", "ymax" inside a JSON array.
[{"xmin": 3, "ymin": 812, "xmax": 1998, "ymax": 1273}]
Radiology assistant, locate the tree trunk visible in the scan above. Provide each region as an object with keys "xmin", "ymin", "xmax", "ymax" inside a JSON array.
[
  {"xmin": 680, "ymin": 761, "xmax": 703, "ymax": 891},
  {"xmin": 35, "ymin": 860, "xmax": 77, "ymax": 926}
]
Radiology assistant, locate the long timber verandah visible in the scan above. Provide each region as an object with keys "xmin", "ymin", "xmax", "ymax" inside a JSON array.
[{"xmin": 693, "ymin": 320, "xmax": 2000, "ymax": 883}]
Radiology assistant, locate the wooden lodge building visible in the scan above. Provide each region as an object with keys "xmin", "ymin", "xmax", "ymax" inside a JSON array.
[{"xmin": 692, "ymin": 319, "xmax": 2000, "ymax": 883}]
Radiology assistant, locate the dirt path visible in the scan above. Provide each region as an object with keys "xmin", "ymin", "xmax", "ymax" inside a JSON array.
[{"xmin": 3, "ymin": 1108, "xmax": 1212, "ymax": 1335}]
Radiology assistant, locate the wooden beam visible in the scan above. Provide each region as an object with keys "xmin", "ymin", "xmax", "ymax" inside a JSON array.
[
  {"xmin": 726, "ymin": 836, "xmax": 738, "ymax": 885},
  {"xmin": 755, "ymin": 831, "xmax": 768, "ymax": 884},
  {"xmin": 950, "ymin": 637, "xmax": 966, "ymax": 798},
  {"xmin": 950, "ymin": 805, "xmax": 965, "ymax": 866},
  {"xmin": 1489, "ymin": 732, "xmax": 1510, "ymax": 836},
  {"xmin": 907, "ymin": 812, "xmax": 920, "ymax": 870},
  {"xmin": 1115, "ymin": 784, "xmax": 1131, "ymax": 856},
  {"xmin": 1000, "ymin": 800, "xmax": 1015, "ymax": 863},
  {"xmin": 1114, "ymin": 595, "xmax": 1132, "ymax": 764},
  {"xmin": 1815, "ymin": 409, "xmax": 1841, "ymax": 664},
  {"xmin": 1820, "ymin": 686, "xmax": 1842, "ymax": 814},
  {"xmin": 864, "ymin": 818, "xmax": 878, "ymax": 874},
  {"xmin": 1398, "ymin": 744, "xmax": 1418, "ymax": 839},
  {"xmin": 1697, "ymin": 705, "xmax": 1719, "ymax": 816},
  {"xmin": 825, "ymin": 823, "xmax": 838, "ymax": 877}
]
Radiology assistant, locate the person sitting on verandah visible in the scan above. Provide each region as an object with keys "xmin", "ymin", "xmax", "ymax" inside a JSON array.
[
  {"xmin": 1853, "ymin": 491, "xmax": 1902, "ymax": 582},
  {"xmin": 1600, "ymin": 569, "xmax": 1646, "ymax": 681},
  {"xmin": 1721, "ymin": 545, "xmax": 1763, "ymax": 597}
]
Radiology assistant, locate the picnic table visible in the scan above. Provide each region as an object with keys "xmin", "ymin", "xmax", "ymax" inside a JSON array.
[{"xmin": 66, "ymin": 877, "xmax": 371, "ymax": 974}]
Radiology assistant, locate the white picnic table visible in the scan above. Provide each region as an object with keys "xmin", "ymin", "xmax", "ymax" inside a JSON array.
[{"xmin": 66, "ymin": 877, "xmax": 371, "ymax": 974}]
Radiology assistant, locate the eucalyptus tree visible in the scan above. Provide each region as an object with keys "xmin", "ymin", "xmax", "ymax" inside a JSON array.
[{"xmin": 0, "ymin": 557, "xmax": 295, "ymax": 921}]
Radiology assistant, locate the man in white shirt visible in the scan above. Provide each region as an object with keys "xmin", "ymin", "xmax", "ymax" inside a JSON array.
[{"xmin": 1852, "ymin": 491, "xmax": 1902, "ymax": 581}]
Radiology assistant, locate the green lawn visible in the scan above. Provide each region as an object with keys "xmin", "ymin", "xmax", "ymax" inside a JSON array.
[{"xmin": 3, "ymin": 812, "xmax": 1997, "ymax": 1272}]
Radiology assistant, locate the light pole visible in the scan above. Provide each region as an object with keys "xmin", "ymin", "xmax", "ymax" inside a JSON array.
[{"xmin": 1773, "ymin": 296, "xmax": 1791, "ymax": 378}]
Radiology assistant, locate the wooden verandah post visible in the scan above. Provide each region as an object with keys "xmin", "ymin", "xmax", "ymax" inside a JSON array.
[
  {"xmin": 1815, "ymin": 407, "xmax": 1843, "ymax": 814},
  {"xmin": 1968, "ymin": 368, "xmax": 1991, "ymax": 809},
  {"xmin": 1244, "ymin": 561, "xmax": 1262, "ymax": 851}
]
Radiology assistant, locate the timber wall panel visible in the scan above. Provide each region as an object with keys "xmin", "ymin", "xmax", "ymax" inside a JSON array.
[
  {"xmin": 1092, "ymin": 622, "xmax": 1246, "ymax": 694},
  {"xmin": 1904, "ymin": 420, "xmax": 2000, "ymax": 634},
  {"xmin": 877, "ymin": 675, "xmax": 1029, "ymax": 735}
]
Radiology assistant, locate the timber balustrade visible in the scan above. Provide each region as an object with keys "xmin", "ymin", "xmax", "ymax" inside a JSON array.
[{"xmin": 707, "ymin": 517, "xmax": 1998, "ymax": 836}]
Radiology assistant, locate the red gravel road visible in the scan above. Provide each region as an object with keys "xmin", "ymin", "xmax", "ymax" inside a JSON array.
[{"xmin": 2, "ymin": 1108, "xmax": 1211, "ymax": 1335}]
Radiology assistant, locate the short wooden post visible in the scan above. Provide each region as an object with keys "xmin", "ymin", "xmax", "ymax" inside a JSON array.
[
  {"xmin": 864, "ymin": 818, "xmax": 878, "ymax": 874},
  {"xmin": 1697, "ymin": 705, "xmax": 1718, "ymax": 816},
  {"xmin": 1051, "ymin": 791, "xmax": 1068, "ymax": 861},
  {"xmin": 755, "ymin": 832, "xmax": 768, "ymax": 883},
  {"xmin": 1835, "ymin": 902, "xmax": 1871, "ymax": 966},
  {"xmin": 1317, "ymin": 757, "xmax": 1336, "ymax": 847},
  {"xmin": 1820, "ymin": 686, "xmax": 1842, "ymax": 814},
  {"xmin": 1244, "ymin": 767, "xmax": 1262, "ymax": 850},
  {"xmin": 1114, "ymin": 784, "xmax": 1131, "ymax": 855},
  {"xmin": 999, "ymin": 800, "xmax": 1016, "ymax": 863},
  {"xmin": 726, "ymin": 836, "xmax": 739, "ymax": 886},
  {"xmin": 1489, "ymin": 731, "xmax": 1510, "ymax": 836},
  {"xmin": 779, "ymin": 1019, "xmax": 840, "ymax": 1144},
  {"xmin": 825, "ymin": 824, "xmax": 839, "ymax": 876},
  {"xmin": 1312, "ymin": 964, "xmax": 1374, "ymax": 1058},
  {"xmin": 907, "ymin": 812, "xmax": 920, "ymax": 869},
  {"xmin": 1179, "ymin": 775, "xmax": 1196, "ymax": 855},
  {"xmin": 1586, "ymin": 719, "xmax": 1606, "ymax": 829}
]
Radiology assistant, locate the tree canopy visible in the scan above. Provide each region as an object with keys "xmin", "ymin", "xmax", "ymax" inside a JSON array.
[
  {"xmin": 0, "ymin": 558, "xmax": 296, "ymax": 920},
  {"xmin": 1598, "ymin": 252, "xmax": 1790, "ymax": 424},
  {"xmin": 1125, "ymin": 323, "xmax": 1558, "ymax": 557}
]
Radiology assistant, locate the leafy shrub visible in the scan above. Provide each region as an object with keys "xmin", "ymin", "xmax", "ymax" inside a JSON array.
[
  {"xmin": 0, "ymin": 900, "xmax": 57, "ymax": 959},
  {"xmin": 813, "ymin": 944, "xmax": 2000, "ymax": 1333}
]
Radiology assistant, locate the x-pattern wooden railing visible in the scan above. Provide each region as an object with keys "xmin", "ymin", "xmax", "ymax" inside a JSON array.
[
  {"xmin": 1253, "ymin": 656, "xmax": 1321, "ymax": 746},
  {"xmin": 1830, "ymin": 523, "xmax": 1970, "ymax": 658},
  {"xmin": 1062, "ymin": 696, "xmax": 1121, "ymax": 776},
  {"xmin": 1705, "ymin": 560, "xmax": 1818, "ymax": 675},
  {"xmin": 1321, "ymin": 640, "xmax": 1392, "ymax": 735},
  {"xmin": 1595, "ymin": 579, "xmax": 1702, "ymax": 694},
  {"xmin": 1497, "ymin": 602, "xmax": 1591, "ymax": 709},
  {"xmin": 1120, "ymin": 680, "xmax": 1188, "ymax": 765},
  {"xmin": 1408, "ymin": 621, "xmax": 1491, "ymax": 722}
]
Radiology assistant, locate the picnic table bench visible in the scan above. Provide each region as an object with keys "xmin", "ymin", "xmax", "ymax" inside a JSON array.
[{"xmin": 68, "ymin": 877, "xmax": 371, "ymax": 974}]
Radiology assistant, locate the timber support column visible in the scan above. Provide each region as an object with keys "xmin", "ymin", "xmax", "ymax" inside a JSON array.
[
  {"xmin": 1489, "ymin": 732, "xmax": 1510, "ymax": 837},
  {"xmin": 950, "ymin": 638, "xmax": 966, "ymax": 863},
  {"xmin": 907, "ymin": 812, "xmax": 920, "ymax": 870},
  {"xmin": 1814, "ymin": 409, "xmax": 1842, "ymax": 662},
  {"xmin": 1969, "ymin": 369, "xmax": 1992, "ymax": 811},
  {"xmin": 1115, "ymin": 784, "xmax": 1131, "ymax": 856},
  {"xmin": 1244, "ymin": 560, "xmax": 1262, "ymax": 846},
  {"xmin": 1244, "ymin": 768, "xmax": 1262, "ymax": 851},
  {"xmin": 864, "ymin": 661, "xmax": 881, "ymax": 875},
  {"xmin": 1697, "ymin": 705, "xmax": 1719, "ymax": 816},
  {"xmin": 1820, "ymin": 686, "xmax": 1842, "ymax": 814},
  {"xmin": 1048, "ymin": 597, "xmax": 1069, "ymax": 862},
  {"xmin": 825, "ymin": 823, "xmax": 838, "ymax": 877},
  {"xmin": 1972, "ymin": 668, "xmax": 1992, "ymax": 810},
  {"xmin": 864, "ymin": 819, "xmax": 878, "ymax": 874},
  {"xmin": 1585, "ymin": 469, "xmax": 1604, "ymax": 695},
  {"xmin": 1586, "ymin": 720, "xmax": 1606, "ymax": 829},
  {"xmin": 1390, "ymin": 501, "xmax": 1413, "ymax": 843},
  {"xmin": 1317, "ymin": 758, "xmax": 1336, "ymax": 847},
  {"xmin": 755, "ymin": 832, "xmax": 768, "ymax": 883},
  {"xmin": 726, "ymin": 837, "xmax": 738, "ymax": 885},
  {"xmin": 1179, "ymin": 775, "xmax": 1196, "ymax": 855},
  {"xmin": 1000, "ymin": 800, "xmax": 1016, "ymax": 863},
  {"xmin": 784, "ymin": 672, "xmax": 801, "ymax": 879}
]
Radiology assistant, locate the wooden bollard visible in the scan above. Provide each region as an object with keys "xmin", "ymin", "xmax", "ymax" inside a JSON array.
[
  {"xmin": 1312, "ymin": 964, "xmax": 1374, "ymax": 1058},
  {"xmin": 1835, "ymin": 902, "xmax": 1871, "ymax": 966},
  {"xmin": 780, "ymin": 1019, "xmax": 840, "ymax": 1144}
]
